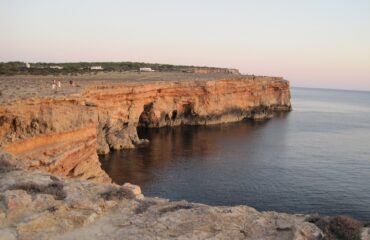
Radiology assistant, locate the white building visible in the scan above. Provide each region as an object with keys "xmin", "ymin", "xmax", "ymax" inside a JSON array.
[
  {"xmin": 50, "ymin": 66, "xmax": 64, "ymax": 70},
  {"xmin": 140, "ymin": 67, "xmax": 155, "ymax": 72},
  {"xmin": 90, "ymin": 66, "xmax": 103, "ymax": 70}
]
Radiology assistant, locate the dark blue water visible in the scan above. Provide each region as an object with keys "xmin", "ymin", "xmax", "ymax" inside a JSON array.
[{"xmin": 100, "ymin": 87, "xmax": 370, "ymax": 221}]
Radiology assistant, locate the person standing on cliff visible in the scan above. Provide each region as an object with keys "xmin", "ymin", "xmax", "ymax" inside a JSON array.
[
  {"xmin": 52, "ymin": 80, "xmax": 56, "ymax": 90},
  {"xmin": 57, "ymin": 80, "xmax": 61, "ymax": 88}
]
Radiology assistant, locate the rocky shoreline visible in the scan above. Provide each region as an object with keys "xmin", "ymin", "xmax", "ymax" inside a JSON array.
[
  {"xmin": 0, "ymin": 72, "xmax": 291, "ymax": 183},
  {"xmin": 0, "ymin": 72, "xmax": 368, "ymax": 239},
  {"xmin": 1, "ymin": 153, "xmax": 325, "ymax": 240}
]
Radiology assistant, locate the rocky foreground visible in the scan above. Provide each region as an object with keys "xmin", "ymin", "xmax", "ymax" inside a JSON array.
[
  {"xmin": 1, "ymin": 153, "xmax": 324, "ymax": 240},
  {"xmin": 0, "ymin": 72, "xmax": 368, "ymax": 239}
]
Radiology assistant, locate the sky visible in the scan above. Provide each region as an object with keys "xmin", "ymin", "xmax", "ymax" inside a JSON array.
[{"xmin": 1, "ymin": 0, "xmax": 369, "ymax": 90}]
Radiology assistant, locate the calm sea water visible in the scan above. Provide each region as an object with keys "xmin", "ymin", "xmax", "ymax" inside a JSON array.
[{"xmin": 100, "ymin": 87, "xmax": 370, "ymax": 221}]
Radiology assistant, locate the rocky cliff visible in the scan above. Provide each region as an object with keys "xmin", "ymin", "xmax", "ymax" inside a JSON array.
[
  {"xmin": 0, "ymin": 153, "xmax": 326, "ymax": 240},
  {"xmin": 0, "ymin": 74, "xmax": 290, "ymax": 183},
  {"xmin": 0, "ymin": 73, "xmax": 368, "ymax": 239}
]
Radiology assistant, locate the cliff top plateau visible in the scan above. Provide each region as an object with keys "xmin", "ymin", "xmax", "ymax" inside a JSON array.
[{"xmin": 0, "ymin": 72, "xmax": 278, "ymax": 105}]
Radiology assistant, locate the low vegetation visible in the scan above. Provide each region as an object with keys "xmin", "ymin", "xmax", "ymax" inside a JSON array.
[
  {"xmin": 159, "ymin": 203, "xmax": 193, "ymax": 215},
  {"xmin": 9, "ymin": 182, "xmax": 67, "ymax": 200},
  {"xmin": 0, "ymin": 61, "xmax": 217, "ymax": 76},
  {"xmin": 307, "ymin": 215, "xmax": 363, "ymax": 240},
  {"xmin": 100, "ymin": 187, "xmax": 136, "ymax": 200},
  {"xmin": 134, "ymin": 200, "xmax": 158, "ymax": 214}
]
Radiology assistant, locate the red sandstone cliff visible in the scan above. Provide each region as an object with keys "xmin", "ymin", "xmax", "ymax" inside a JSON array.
[{"xmin": 0, "ymin": 75, "xmax": 291, "ymax": 183}]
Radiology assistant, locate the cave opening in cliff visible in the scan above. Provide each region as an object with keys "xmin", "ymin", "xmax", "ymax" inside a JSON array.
[
  {"xmin": 164, "ymin": 113, "xmax": 171, "ymax": 124},
  {"xmin": 171, "ymin": 110, "xmax": 177, "ymax": 121},
  {"xmin": 138, "ymin": 102, "xmax": 158, "ymax": 128},
  {"xmin": 183, "ymin": 103, "xmax": 197, "ymax": 119}
]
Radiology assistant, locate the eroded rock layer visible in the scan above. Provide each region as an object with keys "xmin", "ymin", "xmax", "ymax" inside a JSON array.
[
  {"xmin": 1, "ymin": 74, "xmax": 368, "ymax": 239},
  {"xmin": 0, "ymin": 76, "xmax": 290, "ymax": 182}
]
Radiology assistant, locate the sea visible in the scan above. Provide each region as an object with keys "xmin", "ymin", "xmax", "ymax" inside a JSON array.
[{"xmin": 100, "ymin": 87, "xmax": 370, "ymax": 221}]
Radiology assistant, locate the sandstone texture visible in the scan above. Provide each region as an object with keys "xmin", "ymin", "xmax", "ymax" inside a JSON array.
[
  {"xmin": 0, "ymin": 72, "xmax": 290, "ymax": 183},
  {"xmin": 0, "ymin": 72, "xmax": 367, "ymax": 239},
  {"xmin": 0, "ymin": 72, "xmax": 339, "ymax": 239},
  {"xmin": 0, "ymin": 153, "xmax": 325, "ymax": 240}
]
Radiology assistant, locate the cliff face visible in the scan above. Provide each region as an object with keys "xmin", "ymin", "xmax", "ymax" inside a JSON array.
[
  {"xmin": 1, "ymin": 74, "xmax": 369, "ymax": 239},
  {"xmin": 86, "ymin": 76, "xmax": 291, "ymax": 151},
  {"xmin": 0, "ymin": 76, "xmax": 291, "ymax": 182}
]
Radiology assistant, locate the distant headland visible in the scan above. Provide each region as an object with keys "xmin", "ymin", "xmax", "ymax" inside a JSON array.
[{"xmin": 0, "ymin": 61, "xmax": 240, "ymax": 76}]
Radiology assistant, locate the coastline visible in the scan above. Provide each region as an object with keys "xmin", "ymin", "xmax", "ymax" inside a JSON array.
[
  {"xmin": 0, "ymin": 72, "xmax": 367, "ymax": 239},
  {"xmin": 0, "ymin": 72, "xmax": 291, "ymax": 183}
]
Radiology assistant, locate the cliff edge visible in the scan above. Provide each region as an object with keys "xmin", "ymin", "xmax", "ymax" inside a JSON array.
[
  {"xmin": 0, "ymin": 72, "xmax": 339, "ymax": 239},
  {"xmin": 0, "ymin": 72, "xmax": 291, "ymax": 183}
]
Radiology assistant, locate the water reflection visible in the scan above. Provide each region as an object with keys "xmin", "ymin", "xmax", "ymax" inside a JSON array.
[
  {"xmin": 99, "ymin": 88, "xmax": 370, "ymax": 221},
  {"xmin": 100, "ymin": 119, "xmax": 282, "ymax": 186}
]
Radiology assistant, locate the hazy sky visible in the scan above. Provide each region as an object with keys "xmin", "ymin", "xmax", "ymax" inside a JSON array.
[{"xmin": 1, "ymin": 0, "xmax": 369, "ymax": 90}]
